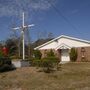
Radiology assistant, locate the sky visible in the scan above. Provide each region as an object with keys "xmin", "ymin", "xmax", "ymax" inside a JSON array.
[{"xmin": 0, "ymin": 0, "xmax": 90, "ymax": 42}]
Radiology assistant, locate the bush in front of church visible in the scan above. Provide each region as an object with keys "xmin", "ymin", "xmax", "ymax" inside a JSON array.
[
  {"xmin": 32, "ymin": 49, "xmax": 60, "ymax": 73},
  {"xmin": 41, "ymin": 49, "xmax": 60, "ymax": 73},
  {"xmin": 69, "ymin": 48, "xmax": 77, "ymax": 62}
]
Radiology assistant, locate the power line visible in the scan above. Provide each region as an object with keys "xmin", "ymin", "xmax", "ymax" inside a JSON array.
[{"xmin": 47, "ymin": 0, "xmax": 83, "ymax": 34}]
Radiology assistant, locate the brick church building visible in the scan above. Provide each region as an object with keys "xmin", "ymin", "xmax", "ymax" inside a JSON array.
[{"xmin": 34, "ymin": 35, "xmax": 90, "ymax": 62}]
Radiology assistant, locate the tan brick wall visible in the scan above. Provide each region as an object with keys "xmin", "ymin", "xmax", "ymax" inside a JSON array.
[
  {"xmin": 77, "ymin": 47, "xmax": 90, "ymax": 62},
  {"xmin": 40, "ymin": 47, "xmax": 90, "ymax": 62}
]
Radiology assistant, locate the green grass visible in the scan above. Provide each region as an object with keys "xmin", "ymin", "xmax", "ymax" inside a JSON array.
[{"xmin": 0, "ymin": 62, "xmax": 90, "ymax": 90}]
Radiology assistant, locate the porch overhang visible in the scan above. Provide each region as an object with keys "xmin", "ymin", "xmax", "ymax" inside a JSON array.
[{"xmin": 55, "ymin": 43, "xmax": 71, "ymax": 50}]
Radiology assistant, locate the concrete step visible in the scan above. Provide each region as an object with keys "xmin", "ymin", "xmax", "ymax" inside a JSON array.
[{"xmin": 60, "ymin": 61, "xmax": 69, "ymax": 64}]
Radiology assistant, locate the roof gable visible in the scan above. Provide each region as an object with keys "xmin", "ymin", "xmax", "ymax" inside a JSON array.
[
  {"xmin": 34, "ymin": 35, "xmax": 90, "ymax": 50},
  {"xmin": 55, "ymin": 43, "xmax": 71, "ymax": 50}
]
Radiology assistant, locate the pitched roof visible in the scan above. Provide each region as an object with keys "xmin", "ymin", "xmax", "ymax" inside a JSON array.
[{"xmin": 34, "ymin": 35, "xmax": 90, "ymax": 50}]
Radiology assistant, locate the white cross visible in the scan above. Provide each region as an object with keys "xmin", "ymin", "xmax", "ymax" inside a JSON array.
[{"xmin": 13, "ymin": 12, "xmax": 34, "ymax": 60}]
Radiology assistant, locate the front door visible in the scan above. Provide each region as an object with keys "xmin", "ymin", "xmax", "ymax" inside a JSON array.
[{"xmin": 61, "ymin": 49, "xmax": 70, "ymax": 62}]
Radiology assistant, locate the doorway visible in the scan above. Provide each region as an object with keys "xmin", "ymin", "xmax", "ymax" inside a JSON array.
[{"xmin": 61, "ymin": 49, "xmax": 70, "ymax": 62}]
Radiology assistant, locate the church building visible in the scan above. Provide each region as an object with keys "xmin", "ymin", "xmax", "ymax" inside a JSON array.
[{"xmin": 34, "ymin": 35, "xmax": 90, "ymax": 62}]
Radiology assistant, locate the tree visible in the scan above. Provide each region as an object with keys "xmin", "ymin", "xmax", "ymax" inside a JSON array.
[
  {"xmin": 33, "ymin": 50, "xmax": 42, "ymax": 59},
  {"xmin": 69, "ymin": 48, "xmax": 77, "ymax": 62},
  {"xmin": 48, "ymin": 32, "xmax": 54, "ymax": 39},
  {"xmin": 5, "ymin": 38, "xmax": 19, "ymax": 56}
]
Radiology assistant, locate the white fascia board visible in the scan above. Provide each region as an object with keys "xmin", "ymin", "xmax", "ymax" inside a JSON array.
[{"xmin": 62, "ymin": 35, "xmax": 90, "ymax": 44}]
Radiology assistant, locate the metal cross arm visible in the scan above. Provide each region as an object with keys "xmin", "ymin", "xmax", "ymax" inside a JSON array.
[
  {"xmin": 13, "ymin": 24, "xmax": 34, "ymax": 30},
  {"xmin": 27, "ymin": 24, "xmax": 34, "ymax": 28},
  {"xmin": 13, "ymin": 27, "xmax": 21, "ymax": 30}
]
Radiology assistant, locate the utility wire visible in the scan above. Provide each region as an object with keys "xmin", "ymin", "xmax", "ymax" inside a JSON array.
[{"xmin": 47, "ymin": 0, "xmax": 83, "ymax": 34}]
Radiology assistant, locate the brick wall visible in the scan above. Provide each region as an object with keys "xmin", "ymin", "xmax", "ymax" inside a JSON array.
[
  {"xmin": 77, "ymin": 47, "xmax": 90, "ymax": 62},
  {"xmin": 40, "ymin": 46, "xmax": 90, "ymax": 62}
]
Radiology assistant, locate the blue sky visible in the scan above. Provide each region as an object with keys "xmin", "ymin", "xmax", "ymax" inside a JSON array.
[{"xmin": 0, "ymin": 0, "xmax": 90, "ymax": 42}]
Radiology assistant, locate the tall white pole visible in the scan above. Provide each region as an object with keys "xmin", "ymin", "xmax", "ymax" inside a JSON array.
[
  {"xmin": 22, "ymin": 12, "xmax": 24, "ymax": 27},
  {"xmin": 22, "ymin": 31, "xmax": 25, "ymax": 60},
  {"xmin": 22, "ymin": 12, "xmax": 25, "ymax": 60}
]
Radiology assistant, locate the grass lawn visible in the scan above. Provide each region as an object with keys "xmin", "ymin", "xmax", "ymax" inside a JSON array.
[{"xmin": 0, "ymin": 62, "xmax": 90, "ymax": 90}]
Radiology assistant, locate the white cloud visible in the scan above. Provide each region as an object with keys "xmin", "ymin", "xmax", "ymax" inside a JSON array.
[
  {"xmin": 0, "ymin": 0, "xmax": 58, "ymax": 17},
  {"xmin": 16, "ymin": 0, "xmax": 57, "ymax": 10},
  {"xmin": 30, "ymin": 0, "xmax": 51, "ymax": 10}
]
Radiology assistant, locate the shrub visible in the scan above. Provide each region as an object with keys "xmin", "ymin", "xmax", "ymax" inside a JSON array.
[
  {"xmin": 43, "ymin": 57, "xmax": 58, "ymax": 63},
  {"xmin": 0, "ymin": 64, "xmax": 13, "ymax": 72},
  {"xmin": 69, "ymin": 48, "xmax": 77, "ymax": 62},
  {"xmin": 41, "ymin": 57, "xmax": 59, "ymax": 73},
  {"xmin": 46, "ymin": 50, "xmax": 59, "ymax": 66},
  {"xmin": 0, "ymin": 59, "xmax": 3, "ymax": 66},
  {"xmin": 31, "ymin": 59, "xmax": 42, "ymax": 67},
  {"xmin": 41, "ymin": 50, "xmax": 59, "ymax": 73},
  {"xmin": 0, "ymin": 51, "xmax": 11, "ymax": 66},
  {"xmin": 42, "ymin": 59, "xmax": 54, "ymax": 73},
  {"xmin": 0, "ymin": 51, "xmax": 13, "ymax": 72},
  {"xmin": 47, "ymin": 49, "xmax": 55, "ymax": 57},
  {"xmin": 3, "ymin": 57, "xmax": 12, "ymax": 65},
  {"xmin": 0, "ymin": 51, "xmax": 4, "ymax": 66},
  {"xmin": 0, "ymin": 51, "xmax": 4, "ymax": 58},
  {"xmin": 33, "ymin": 50, "xmax": 42, "ymax": 59},
  {"xmin": 32, "ymin": 49, "xmax": 60, "ymax": 73}
]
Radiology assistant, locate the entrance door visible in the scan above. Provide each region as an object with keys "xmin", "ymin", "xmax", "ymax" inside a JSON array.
[{"xmin": 61, "ymin": 49, "xmax": 70, "ymax": 62}]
